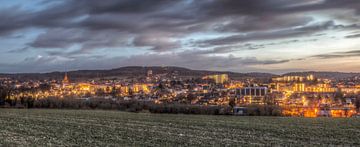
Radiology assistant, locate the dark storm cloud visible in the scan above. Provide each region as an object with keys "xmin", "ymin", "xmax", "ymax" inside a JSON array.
[
  {"xmin": 313, "ymin": 50, "xmax": 360, "ymax": 59},
  {"xmin": 29, "ymin": 28, "xmax": 87, "ymax": 48},
  {"xmin": 212, "ymin": 15, "xmax": 314, "ymax": 33},
  {"xmin": 188, "ymin": 43, "xmax": 268, "ymax": 55},
  {"xmin": 200, "ymin": 21, "xmax": 336, "ymax": 46},
  {"xmin": 190, "ymin": 47, "xmax": 237, "ymax": 55},
  {"xmin": 132, "ymin": 31, "xmax": 182, "ymax": 52},
  {"xmin": 284, "ymin": 0, "xmax": 360, "ymax": 14},
  {"xmin": 192, "ymin": 0, "xmax": 305, "ymax": 17},
  {"xmin": 1, "ymin": 0, "xmax": 360, "ymax": 54},
  {"xmin": 345, "ymin": 34, "xmax": 360, "ymax": 38},
  {"xmin": 0, "ymin": 6, "xmax": 30, "ymax": 35},
  {"xmin": 71, "ymin": 0, "xmax": 178, "ymax": 14},
  {"xmin": 0, "ymin": 0, "xmax": 181, "ymax": 33},
  {"xmin": 193, "ymin": 38, "xmax": 320, "ymax": 55},
  {"xmin": 29, "ymin": 28, "xmax": 131, "ymax": 55},
  {"xmin": 2, "ymin": 0, "xmax": 360, "ymax": 32},
  {"xmin": 192, "ymin": 0, "xmax": 360, "ymax": 24}
]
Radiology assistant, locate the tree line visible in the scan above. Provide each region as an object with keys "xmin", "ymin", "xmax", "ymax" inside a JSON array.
[{"xmin": 1, "ymin": 86, "xmax": 360, "ymax": 116}]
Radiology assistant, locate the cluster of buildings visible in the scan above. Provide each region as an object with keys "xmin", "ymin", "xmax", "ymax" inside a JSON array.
[
  {"xmin": 268, "ymin": 75, "xmax": 358, "ymax": 117},
  {"xmin": 1, "ymin": 70, "xmax": 360, "ymax": 117}
]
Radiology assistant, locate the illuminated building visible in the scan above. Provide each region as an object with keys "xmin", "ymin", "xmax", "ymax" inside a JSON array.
[
  {"xmin": 131, "ymin": 84, "xmax": 151, "ymax": 94},
  {"xmin": 306, "ymin": 74, "xmax": 314, "ymax": 81},
  {"xmin": 292, "ymin": 83, "xmax": 305, "ymax": 92},
  {"xmin": 304, "ymin": 84, "xmax": 336, "ymax": 93},
  {"xmin": 271, "ymin": 74, "xmax": 336, "ymax": 93},
  {"xmin": 288, "ymin": 83, "xmax": 336, "ymax": 93},
  {"xmin": 146, "ymin": 70, "xmax": 153, "ymax": 82},
  {"xmin": 272, "ymin": 74, "xmax": 315, "ymax": 82},
  {"xmin": 283, "ymin": 106, "xmax": 341, "ymax": 118},
  {"xmin": 237, "ymin": 87, "xmax": 268, "ymax": 104},
  {"xmin": 239, "ymin": 87, "xmax": 268, "ymax": 96},
  {"xmin": 272, "ymin": 76, "xmax": 304, "ymax": 82},
  {"xmin": 78, "ymin": 83, "xmax": 91, "ymax": 91},
  {"xmin": 203, "ymin": 74, "xmax": 229, "ymax": 84},
  {"xmin": 98, "ymin": 85, "xmax": 116, "ymax": 93},
  {"xmin": 340, "ymin": 87, "xmax": 360, "ymax": 94},
  {"xmin": 226, "ymin": 82, "xmax": 243, "ymax": 89},
  {"xmin": 62, "ymin": 72, "xmax": 69, "ymax": 84},
  {"xmin": 120, "ymin": 86, "xmax": 129, "ymax": 95}
]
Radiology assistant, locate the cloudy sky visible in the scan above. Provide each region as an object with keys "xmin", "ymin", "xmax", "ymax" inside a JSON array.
[{"xmin": 0, "ymin": 0, "xmax": 360, "ymax": 73}]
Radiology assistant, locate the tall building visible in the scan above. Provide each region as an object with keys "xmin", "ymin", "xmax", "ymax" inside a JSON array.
[
  {"xmin": 236, "ymin": 87, "xmax": 268, "ymax": 104},
  {"xmin": 63, "ymin": 72, "xmax": 69, "ymax": 84},
  {"xmin": 203, "ymin": 74, "xmax": 229, "ymax": 84},
  {"xmin": 306, "ymin": 74, "xmax": 314, "ymax": 81},
  {"xmin": 146, "ymin": 70, "xmax": 153, "ymax": 82},
  {"xmin": 293, "ymin": 83, "xmax": 305, "ymax": 92},
  {"xmin": 239, "ymin": 87, "xmax": 268, "ymax": 96}
]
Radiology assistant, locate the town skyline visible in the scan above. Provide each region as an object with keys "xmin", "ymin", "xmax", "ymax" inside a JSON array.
[
  {"xmin": 1, "ymin": 0, "xmax": 360, "ymax": 73},
  {"xmin": 1, "ymin": 65, "xmax": 360, "ymax": 75}
]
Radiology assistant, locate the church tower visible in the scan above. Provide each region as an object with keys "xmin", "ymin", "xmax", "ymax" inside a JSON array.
[{"xmin": 63, "ymin": 72, "xmax": 69, "ymax": 84}]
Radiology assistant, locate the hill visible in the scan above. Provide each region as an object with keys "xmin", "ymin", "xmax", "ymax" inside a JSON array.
[
  {"xmin": 283, "ymin": 71, "xmax": 360, "ymax": 80},
  {"xmin": 0, "ymin": 66, "xmax": 275, "ymax": 81},
  {"xmin": 2, "ymin": 67, "xmax": 359, "ymax": 81}
]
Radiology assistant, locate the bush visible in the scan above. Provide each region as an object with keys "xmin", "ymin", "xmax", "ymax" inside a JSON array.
[
  {"xmin": 1, "ymin": 96, "xmax": 283, "ymax": 116},
  {"xmin": 148, "ymin": 103, "xmax": 233, "ymax": 115},
  {"xmin": 30, "ymin": 97, "xmax": 146, "ymax": 111},
  {"xmin": 244, "ymin": 104, "xmax": 282, "ymax": 116}
]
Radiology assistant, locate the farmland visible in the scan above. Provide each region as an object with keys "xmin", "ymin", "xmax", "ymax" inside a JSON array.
[{"xmin": 0, "ymin": 109, "xmax": 360, "ymax": 146}]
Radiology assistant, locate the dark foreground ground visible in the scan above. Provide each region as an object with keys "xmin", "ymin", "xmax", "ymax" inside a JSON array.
[{"xmin": 0, "ymin": 109, "xmax": 360, "ymax": 146}]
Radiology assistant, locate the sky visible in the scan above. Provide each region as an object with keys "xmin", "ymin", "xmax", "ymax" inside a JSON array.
[{"xmin": 0, "ymin": 0, "xmax": 360, "ymax": 74}]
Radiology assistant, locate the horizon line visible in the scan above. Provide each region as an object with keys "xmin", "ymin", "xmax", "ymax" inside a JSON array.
[{"xmin": 0, "ymin": 65, "xmax": 359, "ymax": 75}]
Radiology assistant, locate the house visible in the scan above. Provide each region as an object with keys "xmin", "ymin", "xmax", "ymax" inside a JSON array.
[{"xmin": 233, "ymin": 107, "xmax": 248, "ymax": 115}]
